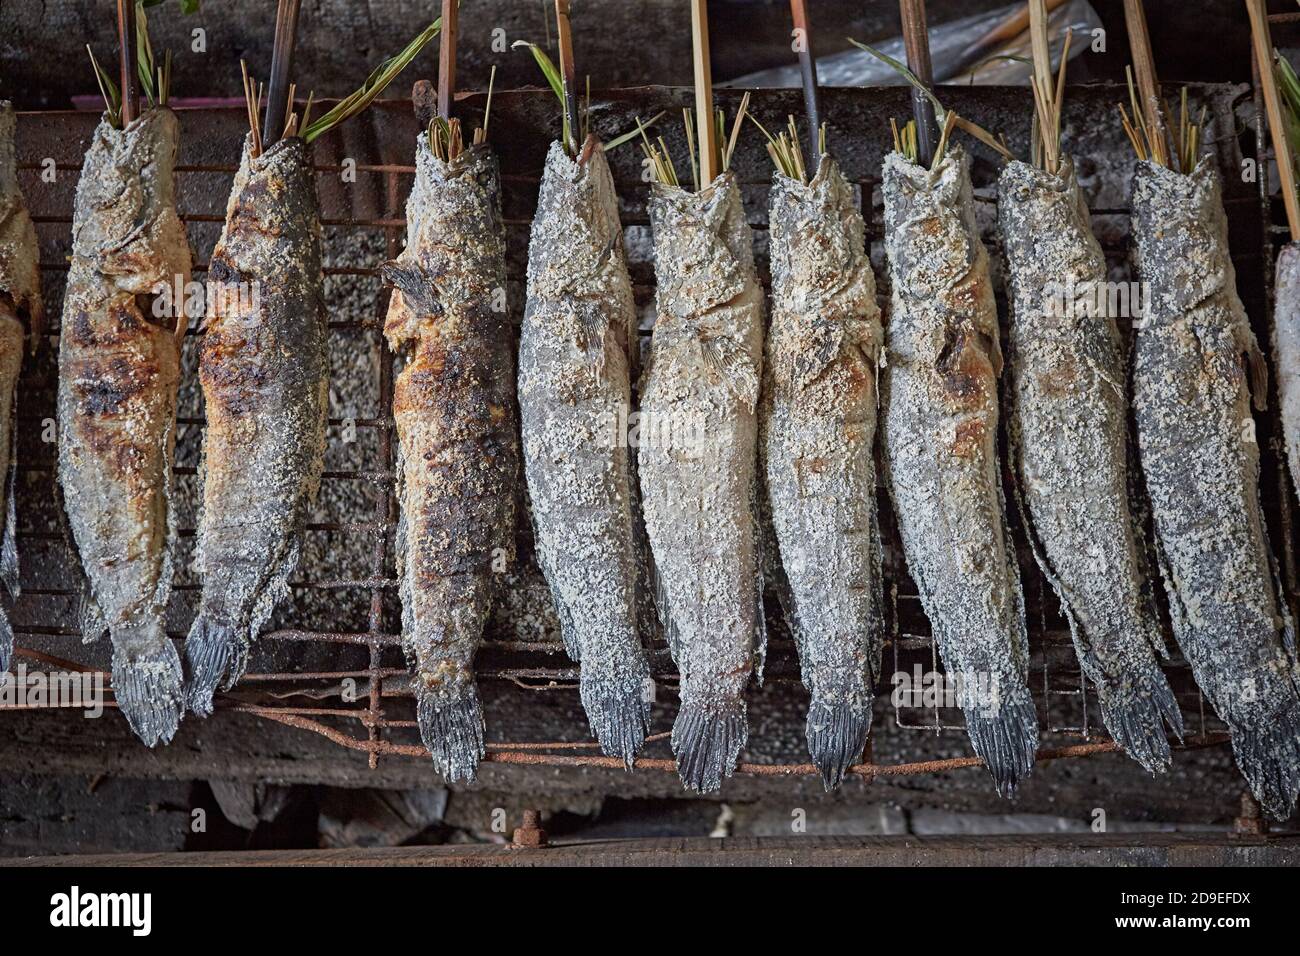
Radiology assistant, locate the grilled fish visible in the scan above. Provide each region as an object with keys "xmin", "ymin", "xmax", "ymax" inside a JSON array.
[
  {"xmin": 0, "ymin": 101, "xmax": 43, "ymax": 674},
  {"xmin": 1273, "ymin": 243, "xmax": 1300, "ymax": 507},
  {"xmin": 998, "ymin": 158, "xmax": 1182, "ymax": 774},
  {"xmin": 762, "ymin": 155, "xmax": 884, "ymax": 789},
  {"xmin": 1131, "ymin": 158, "xmax": 1300, "ymax": 818},
  {"xmin": 879, "ymin": 146, "xmax": 1039, "ymax": 796},
  {"xmin": 58, "ymin": 108, "xmax": 190, "ymax": 745},
  {"xmin": 639, "ymin": 171, "xmax": 765, "ymax": 793},
  {"xmin": 519, "ymin": 137, "xmax": 651, "ymax": 765},
  {"xmin": 185, "ymin": 136, "xmax": 328, "ymax": 716},
  {"xmin": 382, "ymin": 139, "xmax": 517, "ymax": 783}
]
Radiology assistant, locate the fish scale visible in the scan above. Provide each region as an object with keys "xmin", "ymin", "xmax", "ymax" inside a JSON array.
[
  {"xmin": 382, "ymin": 138, "xmax": 518, "ymax": 784},
  {"xmin": 185, "ymin": 135, "xmax": 329, "ymax": 717},
  {"xmin": 880, "ymin": 146, "xmax": 1038, "ymax": 797},
  {"xmin": 1131, "ymin": 157, "xmax": 1300, "ymax": 819},
  {"xmin": 762, "ymin": 154, "xmax": 884, "ymax": 790},
  {"xmin": 0, "ymin": 102, "xmax": 42, "ymax": 676},
  {"xmin": 58, "ymin": 108, "xmax": 191, "ymax": 746},
  {"xmin": 519, "ymin": 138, "xmax": 652, "ymax": 766},
  {"xmin": 639, "ymin": 171, "xmax": 765, "ymax": 793}
]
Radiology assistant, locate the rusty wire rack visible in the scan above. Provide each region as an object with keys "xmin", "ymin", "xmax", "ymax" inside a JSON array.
[{"xmin": 6, "ymin": 82, "xmax": 1272, "ymax": 782}]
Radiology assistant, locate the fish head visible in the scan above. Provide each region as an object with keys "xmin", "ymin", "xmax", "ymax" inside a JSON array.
[
  {"xmin": 649, "ymin": 172, "xmax": 750, "ymax": 320},
  {"xmin": 882, "ymin": 146, "xmax": 981, "ymax": 302}
]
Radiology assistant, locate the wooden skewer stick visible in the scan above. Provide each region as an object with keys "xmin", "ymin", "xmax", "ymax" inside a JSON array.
[
  {"xmin": 1247, "ymin": 0, "xmax": 1300, "ymax": 242},
  {"xmin": 691, "ymin": 0, "xmax": 719, "ymax": 185},
  {"xmin": 262, "ymin": 0, "xmax": 301, "ymax": 144},
  {"xmin": 555, "ymin": 0, "xmax": 582, "ymax": 152},
  {"xmin": 117, "ymin": 0, "xmax": 138, "ymax": 125},
  {"xmin": 438, "ymin": 0, "xmax": 458, "ymax": 121},
  {"xmin": 789, "ymin": 0, "xmax": 821, "ymax": 154},
  {"xmin": 1028, "ymin": 0, "xmax": 1056, "ymax": 171},
  {"xmin": 1122, "ymin": 0, "xmax": 1167, "ymax": 167},
  {"xmin": 898, "ymin": 0, "xmax": 938, "ymax": 167}
]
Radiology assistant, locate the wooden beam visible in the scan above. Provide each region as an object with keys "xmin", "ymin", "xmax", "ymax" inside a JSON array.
[
  {"xmin": 437, "ymin": 0, "xmax": 458, "ymax": 120},
  {"xmin": 691, "ymin": 0, "xmax": 718, "ymax": 184},
  {"xmin": 898, "ymin": 0, "xmax": 937, "ymax": 166},
  {"xmin": 554, "ymin": 0, "xmax": 581, "ymax": 152},
  {"xmin": 789, "ymin": 0, "xmax": 821, "ymax": 153},
  {"xmin": 262, "ymin": 0, "xmax": 301, "ymax": 144},
  {"xmin": 1247, "ymin": 0, "xmax": 1300, "ymax": 242}
]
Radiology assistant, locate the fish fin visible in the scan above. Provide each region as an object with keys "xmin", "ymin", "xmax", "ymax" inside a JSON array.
[
  {"xmin": 1095, "ymin": 669, "xmax": 1183, "ymax": 775},
  {"xmin": 184, "ymin": 616, "xmax": 247, "ymax": 718},
  {"xmin": 806, "ymin": 697, "xmax": 871, "ymax": 791},
  {"xmin": 1228, "ymin": 699, "xmax": 1300, "ymax": 820},
  {"xmin": 111, "ymin": 638, "xmax": 184, "ymax": 747},
  {"xmin": 699, "ymin": 334, "xmax": 761, "ymax": 410},
  {"xmin": 415, "ymin": 684, "xmax": 486, "ymax": 784},
  {"xmin": 750, "ymin": 474, "xmax": 768, "ymax": 686},
  {"xmin": 525, "ymin": 490, "xmax": 582, "ymax": 663},
  {"xmin": 651, "ymin": 552, "xmax": 684, "ymax": 665},
  {"xmin": 671, "ymin": 697, "xmax": 747, "ymax": 793},
  {"xmin": 963, "ymin": 685, "xmax": 1038, "ymax": 798},
  {"xmin": 580, "ymin": 668, "xmax": 652, "ymax": 769},
  {"xmin": 79, "ymin": 588, "xmax": 107, "ymax": 644}
]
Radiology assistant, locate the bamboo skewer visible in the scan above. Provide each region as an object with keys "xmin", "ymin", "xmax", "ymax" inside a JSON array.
[
  {"xmin": 116, "ymin": 0, "xmax": 138, "ymax": 125},
  {"xmin": 1247, "ymin": 0, "xmax": 1300, "ymax": 242},
  {"xmin": 1122, "ymin": 0, "xmax": 1167, "ymax": 168},
  {"xmin": 554, "ymin": 1, "xmax": 582, "ymax": 153},
  {"xmin": 262, "ymin": 0, "xmax": 301, "ymax": 144},
  {"xmin": 899, "ymin": 0, "xmax": 938, "ymax": 167},
  {"xmin": 789, "ymin": 0, "xmax": 821, "ymax": 155},
  {"xmin": 438, "ymin": 0, "xmax": 458, "ymax": 120},
  {"xmin": 691, "ymin": 0, "xmax": 719, "ymax": 185}
]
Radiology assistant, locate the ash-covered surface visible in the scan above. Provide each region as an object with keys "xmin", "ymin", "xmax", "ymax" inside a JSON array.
[{"xmin": 0, "ymin": 85, "xmax": 1291, "ymax": 828}]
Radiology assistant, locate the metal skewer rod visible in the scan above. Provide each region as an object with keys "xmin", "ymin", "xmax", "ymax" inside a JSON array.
[
  {"xmin": 117, "ymin": 0, "xmax": 138, "ymax": 125},
  {"xmin": 1247, "ymin": 0, "xmax": 1300, "ymax": 241},
  {"xmin": 691, "ymin": 0, "xmax": 719, "ymax": 185},
  {"xmin": 789, "ymin": 0, "xmax": 822, "ymax": 154},
  {"xmin": 262, "ymin": 0, "xmax": 302, "ymax": 144},
  {"xmin": 899, "ymin": 0, "xmax": 938, "ymax": 167},
  {"xmin": 438, "ymin": 0, "xmax": 458, "ymax": 120},
  {"xmin": 555, "ymin": 1, "xmax": 582, "ymax": 152}
]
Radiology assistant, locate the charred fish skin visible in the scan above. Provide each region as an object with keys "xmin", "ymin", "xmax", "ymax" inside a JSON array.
[
  {"xmin": 1274, "ymin": 243, "xmax": 1300, "ymax": 507},
  {"xmin": 382, "ymin": 139, "xmax": 517, "ymax": 784},
  {"xmin": 762, "ymin": 155, "xmax": 884, "ymax": 790},
  {"xmin": 640, "ymin": 172, "xmax": 765, "ymax": 793},
  {"xmin": 0, "ymin": 102, "xmax": 43, "ymax": 674},
  {"xmin": 186, "ymin": 136, "xmax": 328, "ymax": 717},
  {"xmin": 58, "ymin": 108, "xmax": 191, "ymax": 745},
  {"xmin": 1131, "ymin": 158, "xmax": 1300, "ymax": 819},
  {"xmin": 998, "ymin": 159, "xmax": 1182, "ymax": 774},
  {"xmin": 519, "ymin": 138, "xmax": 651, "ymax": 765},
  {"xmin": 880, "ymin": 147, "xmax": 1039, "ymax": 796}
]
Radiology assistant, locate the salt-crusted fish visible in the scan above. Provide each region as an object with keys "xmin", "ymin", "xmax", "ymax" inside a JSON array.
[
  {"xmin": 519, "ymin": 137, "xmax": 651, "ymax": 765},
  {"xmin": 1273, "ymin": 243, "xmax": 1300, "ymax": 507},
  {"xmin": 639, "ymin": 171, "xmax": 765, "ymax": 793},
  {"xmin": 1131, "ymin": 158, "xmax": 1300, "ymax": 819},
  {"xmin": 185, "ymin": 136, "xmax": 328, "ymax": 716},
  {"xmin": 58, "ymin": 107, "xmax": 190, "ymax": 744},
  {"xmin": 761, "ymin": 155, "xmax": 883, "ymax": 789},
  {"xmin": 0, "ymin": 101, "xmax": 43, "ymax": 675},
  {"xmin": 998, "ymin": 158, "xmax": 1182, "ymax": 774},
  {"xmin": 879, "ymin": 146, "xmax": 1039, "ymax": 796},
  {"xmin": 382, "ymin": 139, "xmax": 517, "ymax": 784}
]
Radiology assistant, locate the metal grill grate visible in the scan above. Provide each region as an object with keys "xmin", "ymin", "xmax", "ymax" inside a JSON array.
[{"xmin": 6, "ymin": 83, "xmax": 1268, "ymax": 780}]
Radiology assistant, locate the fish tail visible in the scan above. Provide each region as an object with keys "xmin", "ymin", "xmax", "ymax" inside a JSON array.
[
  {"xmin": 415, "ymin": 683, "xmax": 486, "ymax": 784},
  {"xmin": 806, "ymin": 696, "xmax": 872, "ymax": 791},
  {"xmin": 1096, "ymin": 669, "xmax": 1183, "ymax": 776},
  {"xmin": 1228, "ymin": 701, "xmax": 1300, "ymax": 821},
  {"xmin": 963, "ymin": 686, "xmax": 1039, "ymax": 798},
  {"xmin": 671, "ymin": 697, "xmax": 747, "ymax": 793},
  {"xmin": 184, "ymin": 615, "xmax": 247, "ymax": 718},
  {"xmin": 580, "ymin": 669, "xmax": 652, "ymax": 769},
  {"xmin": 110, "ymin": 637, "xmax": 184, "ymax": 747}
]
